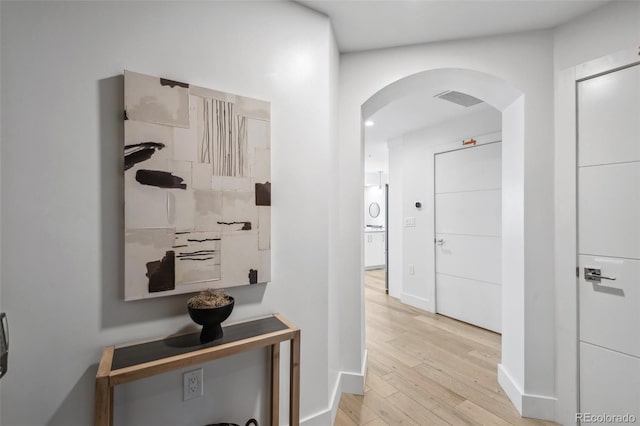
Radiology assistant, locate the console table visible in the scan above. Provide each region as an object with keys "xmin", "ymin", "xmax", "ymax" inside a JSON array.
[{"xmin": 95, "ymin": 313, "xmax": 300, "ymax": 426}]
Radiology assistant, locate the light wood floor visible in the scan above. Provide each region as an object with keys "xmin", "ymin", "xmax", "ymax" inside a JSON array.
[{"xmin": 334, "ymin": 269, "xmax": 558, "ymax": 426}]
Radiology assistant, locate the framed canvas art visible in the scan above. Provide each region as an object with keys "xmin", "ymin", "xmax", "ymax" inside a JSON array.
[{"xmin": 124, "ymin": 70, "xmax": 271, "ymax": 301}]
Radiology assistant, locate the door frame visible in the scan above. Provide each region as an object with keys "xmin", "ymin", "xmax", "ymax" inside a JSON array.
[
  {"xmin": 555, "ymin": 47, "xmax": 640, "ymax": 426},
  {"xmin": 432, "ymin": 138, "xmax": 502, "ymax": 315},
  {"xmin": 385, "ymin": 183, "xmax": 389, "ymax": 294}
]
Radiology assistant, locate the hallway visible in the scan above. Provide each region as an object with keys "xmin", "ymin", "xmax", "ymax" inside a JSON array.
[{"xmin": 335, "ymin": 270, "xmax": 558, "ymax": 425}]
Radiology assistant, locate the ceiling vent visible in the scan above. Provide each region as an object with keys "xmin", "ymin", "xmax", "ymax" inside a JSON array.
[{"xmin": 434, "ymin": 90, "xmax": 483, "ymax": 107}]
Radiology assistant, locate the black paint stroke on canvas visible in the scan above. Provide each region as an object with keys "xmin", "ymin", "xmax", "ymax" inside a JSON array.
[
  {"xmin": 136, "ymin": 170, "xmax": 187, "ymax": 189},
  {"xmin": 217, "ymin": 221, "xmax": 252, "ymax": 230},
  {"xmin": 249, "ymin": 269, "xmax": 258, "ymax": 284},
  {"xmin": 177, "ymin": 250, "xmax": 217, "ymax": 258},
  {"xmin": 179, "ymin": 257, "xmax": 215, "ymax": 261},
  {"xmin": 160, "ymin": 78, "xmax": 189, "ymax": 89},
  {"xmin": 146, "ymin": 251, "xmax": 175, "ymax": 293},
  {"xmin": 200, "ymin": 98, "xmax": 247, "ymax": 176},
  {"xmin": 187, "ymin": 238, "xmax": 221, "ymax": 242},
  {"xmin": 125, "ymin": 142, "xmax": 165, "ymax": 171},
  {"xmin": 255, "ymin": 182, "xmax": 271, "ymax": 206}
]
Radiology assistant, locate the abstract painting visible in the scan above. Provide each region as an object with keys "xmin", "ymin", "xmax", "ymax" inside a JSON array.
[{"xmin": 124, "ymin": 70, "xmax": 271, "ymax": 301}]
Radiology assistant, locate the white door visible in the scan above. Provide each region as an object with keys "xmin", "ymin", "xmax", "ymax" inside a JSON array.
[
  {"xmin": 435, "ymin": 142, "xmax": 502, "ymax": 333},
  {"xmin": 578, "ymin": 63, "xmax": 640, "ymax": 422}
]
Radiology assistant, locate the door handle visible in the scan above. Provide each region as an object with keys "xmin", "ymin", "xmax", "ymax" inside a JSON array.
[
  {"xmin": 584, "ymin": 267, "xmax": 616, "ymax": 282},
  {"xmin": 435, "ymin": 238, "xmax": 445, "ymax": 246}
]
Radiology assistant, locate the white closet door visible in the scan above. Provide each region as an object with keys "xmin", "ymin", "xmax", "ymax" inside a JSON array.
[
  {"xmin": 435, "ymin": 142, "xmax": 501, "ymax": 333},
  {"xmin": 578, "ymin": 63, "xmax": 640, "ymax": 422}
]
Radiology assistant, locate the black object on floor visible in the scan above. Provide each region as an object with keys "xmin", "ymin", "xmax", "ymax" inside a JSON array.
[
  {"xmin": 206, "ymin": 418, "xmax": 258, "ymax": 426},
  {"xmin": 0, "ymin": 312, "xmax": 7, "ymax": 379}
]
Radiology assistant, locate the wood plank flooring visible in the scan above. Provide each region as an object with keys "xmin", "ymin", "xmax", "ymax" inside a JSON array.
[{"xmin": 334, "ymin": 269, "xmax": 558, "ymax": 426}]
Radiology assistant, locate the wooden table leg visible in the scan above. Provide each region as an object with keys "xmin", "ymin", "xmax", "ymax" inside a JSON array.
[
  {"xmin": 270, "ymin": 344, "xmax": 280, "ymax": 426},
  {"xmin": 95, "ymin": 346, "xmax": 114, "ymax": 426},
  {"xmin": 109, "ymin": 387, "xmax": 114, "ymax": 426},
  {"xmin": 289, "ymin": 330, "xmax": 300, "ymax": 426},
  {"xmin": 94, "ymin": 377, "xmax": 111, "ymax": 426}
]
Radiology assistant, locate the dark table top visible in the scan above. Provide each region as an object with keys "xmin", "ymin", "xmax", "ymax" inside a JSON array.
[{"xmin": 111, "ymin": 316, "xmax": 288, "ymax": 370}]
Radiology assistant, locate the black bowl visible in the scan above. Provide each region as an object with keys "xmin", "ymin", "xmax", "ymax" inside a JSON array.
[{"xmin": 188, "ymin": 297, "xmax": 235, "ymax": 343}]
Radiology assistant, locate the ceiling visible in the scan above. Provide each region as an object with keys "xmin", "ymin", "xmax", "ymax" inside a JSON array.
[
  {"xmin": 364, "ymin": 93, "xmax": 496, "ymax": 173},
  {"xmin": 298, "ymin": 0, "xmax": 609, "ymax": 174},
  {"xmin": 298, "ymin": 0, "xmax": 609, "ymax": 53}
]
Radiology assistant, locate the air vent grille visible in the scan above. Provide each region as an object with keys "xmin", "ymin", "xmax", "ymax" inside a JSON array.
[{"xmin": 434, "ymin": 90, "xmax": 483, "ymax": 107}]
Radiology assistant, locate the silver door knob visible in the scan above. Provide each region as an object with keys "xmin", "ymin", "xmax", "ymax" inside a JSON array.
[
  {"xmin": 584, "ymin": 267, "xmax": 616, "ymax": 282},
  {"xmin": 435, "ymin": 238, "xmax": 445, "ymax": 246}
]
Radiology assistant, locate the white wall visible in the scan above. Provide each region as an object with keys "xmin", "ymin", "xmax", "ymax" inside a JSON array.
[
  {"xmin": 387, "ymin": 138, "xmax": 403, "ymax": 298},
  {"xmin": 398, "ymin": 107, "xmax": 501, "ymax": 310},
  {"xmin": 327, "ymin": 22, "xmax": 344, "ymax": 424},
  {"xmin": 0, "ymin": 2, "xmax": 340, "ymax": 425},
  {"xmin": 339, "ymin": 29, "xmax": 556, "ymax": 419},
  {"xmin": 553, "ymin": 2, "xmax": 640, "ymax": 425},
  {"xmin": 0, "ymin": 3, "xmax": 3, "ymax": 423},
  {"xmin": 554, "ymin": 1, "xmax": 640, "ymax": 72},
  {"xmin": 364, "ymin": 171, "xmax": 388, "ymax": 187}
]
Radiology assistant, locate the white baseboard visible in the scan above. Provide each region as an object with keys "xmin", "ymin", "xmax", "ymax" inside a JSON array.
[
  {"xmin": 342, "ymin": 350, "xmax": 367, "ymax": 395},
  {"xmin": 522, "ymin": 392, "xmax": 557, "ymax": 422},
  {"xmin": 498, "ymin": 364, "xmax": 557, "ymax": 422},
  {"xmin": 301, "ymin": 350, "xmax": 368, "ymax": 426},
  {"xmin": 400, "ymin": 292, "xmax": 431, "ymax": 312},
  {"xmin": 300, "ymin": 405, "xmax": 332, "ymax": 425},
  {"xmin": 498, "ymin": 364, "xmax": 523, "ymax": 414}
]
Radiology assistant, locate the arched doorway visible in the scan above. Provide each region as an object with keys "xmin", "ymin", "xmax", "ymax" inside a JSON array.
[{"xmin": 360, "ymin": 67, "xmax": 525, "ymax": 413}]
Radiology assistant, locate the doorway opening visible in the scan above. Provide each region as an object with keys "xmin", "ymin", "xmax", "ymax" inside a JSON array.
[
  {"xmin": 360, "ymin": 67, "xmax": 525, "ymax": 412},
  {"xmin": 363, "ymin": 169, "xmax": 388, "ymax": 292}
]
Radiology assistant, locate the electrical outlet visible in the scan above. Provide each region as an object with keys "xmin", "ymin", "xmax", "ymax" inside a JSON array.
[{"xmin": 183, "ymin": 368, "xmax": 203, "ymax": 401}]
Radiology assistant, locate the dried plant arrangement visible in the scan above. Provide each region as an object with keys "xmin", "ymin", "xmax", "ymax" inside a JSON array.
[{"xmin": 188, "ymin": 289, "xmax": 232, "ymax": 309}]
